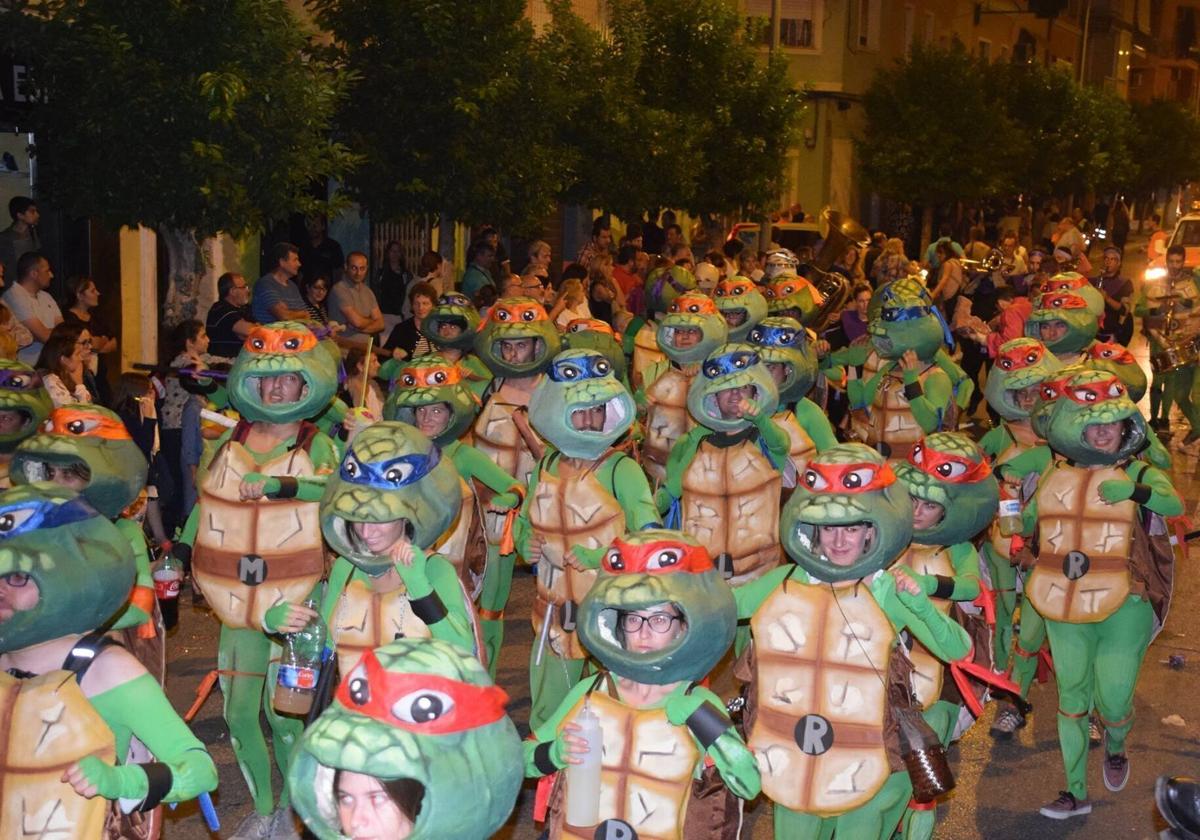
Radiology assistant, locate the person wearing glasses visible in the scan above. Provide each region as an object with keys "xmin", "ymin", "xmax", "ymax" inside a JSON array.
[{"xmin": 37, "ymin": 324, "xmax": 94, "ymax": 406}]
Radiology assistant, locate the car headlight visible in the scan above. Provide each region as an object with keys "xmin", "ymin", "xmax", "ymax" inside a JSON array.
[{"xmin": 1145, "ymin": 266, "xmax": 1168, "ymax": 281}]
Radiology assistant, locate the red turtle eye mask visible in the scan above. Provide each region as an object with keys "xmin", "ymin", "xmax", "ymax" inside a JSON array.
[
  {"xmin": 1041, "ymin": 375, "xmax": 1125, "ymax": 405},
  {"xmin": 244, "ymin": 326, "xmax": 318, "ymax": 354},
  {"xmin": 996, "ymin": 343, "xmax": 1045, "ymax": 371},
  {"xmin": 801, "ymin": 460, "xmax": 896, "ymax": 494},
  {"xmin": 46, "ymin": 408, "xmax": 132, "ymax": 441},
  {"xmin": 601, "ymin": 539, "xmax": 711, "ymax": 575},
  {"xmin": 1089, "ymin": 342, "xmax": 1135, "ymax": 365},
  {"xmin": 908, "ymin": 440, "xmax": 991, "ymax": 484},
  {"xmin": 396, "ymin": 364, "xmax": 463, "ymax": 387},
  {"xmin": 337, "ymin": 649, "xmax": 509, "ymax": 734}
]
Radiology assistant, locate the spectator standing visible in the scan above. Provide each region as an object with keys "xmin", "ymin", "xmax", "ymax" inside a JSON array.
[
  {"xmin": 839, "ymin": 284, "xmax": 872, "ymax": 344},
  {"xmin": 338, "ymin": 347, "xmax": 385, "ymax": 418},
  {"xmin": 642, "ymin": 210, "xmax": 665, "ymax": 256},
  {"xmin": 298, "ymin": 213, "xmax": 344, "ymax": 286},
  {"xmin": 37, "ymin": 325, "xmax": 93, "ymax": 407},
  {"xmin": 587, "ymin": 255, "xmax": 619, "ymax": 326},
  {"xmin": 922, "ymin": 223, "xmax": 964, "ymax": 278},
  {"xmin": 524, "ymin": 240, "xmax": 552, "ymax": 285},
  {"xmin": 205, "ymin": 272, "xmax": 256, "ymax": 358},
  {"xmin": 0, "ymin": 196, "xmax": 40, "ymax": 282},
  {"xmin": 738, "ymin": 249, "xmax": 764, "ymax": 282},
  {"xmin": 61, "ymin": 276, "xmax": 116, "ymax": 406},
  {"xmin": 1110, "ymin": 198, "xmax": 1131, "ymax": 250},
  {"xmin": 328, "ymin": 251, "xmax": 385, "ymax": 346},
  {"xmin": 252, "ymin": 241, "xmax": 309, "ymax": 323},
  {"xmin": 413, "ymin": 250, "xmax": 446, "ymax": 297},
  {"xmin": 669, "ymin": 242, "xmax": 695, "ymax": 272},
  {"xmin": 576, "ymin": 217, "xmax": 612, "ymax": 266},
  {"xmin": 612, "ymin": 245, "xmax": 641, "ymax": 301},
  {"xmin": 551, "ymin": 279, "xmax": 591, "ymax": 330},
  {"xmin": 663, "ymin": 221, "xmax": 684, "ymax": 258},
  {"xmin": 160, "ymin": 320, "xmax": 211, "ymax": 533},
  {"xmin": 863, "ymin": 231, "xmax": 886, "ymax": 279},
  {"xmin": 4, "ymin": 251, "xmax": 62, "ymax": 365},
  {"xmin": 871, "ymin": 238, "xmax": 910, "ymax": 288},
  {"xmin": 113, "ymin": 372, "xmax": 170, "ymax": 547},
  {"xmin": 1147, "ymin": 213, "xmax": 1170, "ymax": 264},
  {"xmin": 384, "ymin": 282, "xmax": 438, "ymax": 360},
  {"xmin": 477, "ymin": 226, "xmax": 510, "ymax": 277},
  {"xmin": 461, "ymin": 240, "xmax": 497, "ymax": 302},
  {"xmin": 376, "ymin": 240, "xmax": 412, "ymax": 318},
  {"xmin": 1092, "ymin": 246, "xmax": 1134, "ymax": 345}
]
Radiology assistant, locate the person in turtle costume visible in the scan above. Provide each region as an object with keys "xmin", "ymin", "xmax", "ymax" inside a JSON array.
[
  {"xmin": 644, "ymin": 263, "xmax": 699, "ymax": 318},
  {"xmin": 1014, "ymin": 368, "xmax": 1182, "ymax": 819},
  {"xmin": 470, "ymin": 297, "xmax": 561, "ymax": 672},
  {"xmin": 562, "ymin": 317, "xmax": 630, "ymax": 391},
  {"xmin": 1039, "ymin": 271, "xmax": 1105, "ymax": 319},
  {"xmin": 637, "ymin": 291, "xmax": 729, "ymax": 483},
  {"xmin": 526, "ymin": 529, "xmax": 760, "ymax": 839},
  {"xmin": 1134, "ymin": 244, "xmax": 1200, "ymax": 435},
  {"xmin": 658, "ymin": 343, "xmax": 788, "ymax": 587},
  {"xmin": 1025, "ymin": 290, "xmax": 1100, "ymax": 366},
  {"xmin": 1086, "ymin": 340, "xmax": 1147, "ymax": 403},
  {"xmin": 748, "ymin": 316, "xmax": 837, "ymax": 485},
  {"xmin": 11, "ymin": 404, "xmax": 156, "ymax": 637},
  {"xmin": 763, "ymin": 274, "xmax": 824, "ymax": 326},
  {"xmin": 735, "ymin": 443, "xmax": 970, "ymax": 839},
  {"xmin": 977, "ymin": 339, "xmax": 1061, "ymax": 685},
  {"xmin": 382, "ymin": 292, "xmax": 492, "ymax": 399},
  {"xmin": 515, "ymin": 348, "xmax": 658, "ymax": 727},
  {"xmin": 170, "ymin": 320, "xmax": 341, "ymax": 838},
  {"xmin": 289, "ymin": 637, "xmax": 523, "ymax": 840},
  {"xmin": 0, "ymin": 484, "xmax": 217, "ymax": 838},
  {"xmin": 383, "ymin": 355, "xmax": 523, "ymax": 672},
  {"xmin": 893, "ymin": 432, "xmax": 1001, "ymax": 840},
  {"xmin": 713, "ymin": 275, "xmax": 769, "ymax": 342},
  {"xmin": 0, "ymin": 358, "xmax": 52, "ymax": 488},
  {"xmin": 832, "ymin": 280, "xmax": 967, "ymax": 460},
  {"xmin": 268, "ymin": 421, "xmax": 476, "ymax": 686}
]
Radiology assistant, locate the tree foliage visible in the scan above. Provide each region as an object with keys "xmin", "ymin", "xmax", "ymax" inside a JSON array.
[
  {"xmin": 308, "ymin": 0, "xmax": 564, "ymax": 232},
  {"xmin": 9, "ymin": 0, "xmax": 356, "ymax": 238},
  {"xmin": 1128, "ymin": 98, "xmax": 1200, "ymax": 196}
]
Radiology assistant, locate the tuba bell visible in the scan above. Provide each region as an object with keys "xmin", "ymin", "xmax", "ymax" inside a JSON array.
[
  {"xmin": 960, "ymin": 248, "xmax": 1004, "ymax": 273},
  {"xmin": 799, "ymin": 207, "xmax": 870, "ymax": 332}
]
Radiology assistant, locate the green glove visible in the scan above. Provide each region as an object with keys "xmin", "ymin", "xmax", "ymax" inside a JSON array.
[
  {"xmin": 490, "ymin": 491, "xmax": 521, "ymax": 510},
  {"xmin": 664, "ymin": 689, "xmax": 709, "ymax": 727},
  {"xmin": 707, "ymin": 730, "xmax": 762, "ymax": 800},
  {"xmin": 263, "ymin": 602, "xmax": 292, "ymax": 635},
  {"xmin": 1098, "ymin": 478, "xmax": 1135, "ymax": 504},
  {"xmin": 395, "ymin": 544, "xmax": 433, "ymax": 598},
  {"xmin": 76, "ymin": 755, "xmax": 147, "ymax": 801}
]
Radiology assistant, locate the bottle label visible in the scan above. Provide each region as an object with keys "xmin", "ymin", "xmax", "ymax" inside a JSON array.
[
  {"xmin": 998, "ymin": 499, "xmax": 1021, "ymax": 518},
  {"xmin": 153, "ymin": 572, "xmax": 181, "ymax": 600},
  {"xmin": 277, "ymin": 664, "xmax": 319, "ymax": 690}
]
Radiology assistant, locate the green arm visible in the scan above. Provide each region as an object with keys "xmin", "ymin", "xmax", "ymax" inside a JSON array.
[
  {"xmin": 733, "ymin": 565, "xmax": 792, "ymax": 620},
  {"xmin": 997, "ymin": 444, "xmax": 1052, "ymax": 484},
  {"xmin": 911, "ymin": 542, "xmax": 982, "ymax": 601},
  {"xmin": 450, "ymin": 442, "xmax": 521, "ymax": 499},
  {"xmin": 1108, "ymin": 461, "xmax": 1185, "ymax": 517},
  {"xmin": 794, "ymin": 398, "xmax": 838, "ymax": 451},
  {"xmin": 825, "ymin": 343, "xmax": 869, "ymax": 371},
  {"xmin": 110, "ymin": 519, "xmax": 153, "ymax": 630},
  {"xmin": 523, "ymin": 679, "xmax": 596, "ymax": 777},
  {"xmin": 85, "ymin": 673, "xmax": 218, "ymax": 805},
  {"xmin": 875, "ymin": 573, "xmax": 971, "ymax": 662},
  {"xmin": 1143, "ymin": 433, "xmax": 1173, "ymax": 471},
  {"xmin": 512, "ymin": 461, "xmax": 544, "ymax": 561},
  {"xmin": 905, "ymin": 367, "xmax": 954, "ymax": 433},
  {"xmin": 752, "ymin": 411, "xmax": 791, "ymax": 468},
  {"xmin": 847, "ymin": 363, "xmax": 887, "ymax": 409},
  {"xmin": 978, "ymin": 425, "xmax": 1011, "ymax": 460},
  {"xmin": 397, "ymin": 548, "xmax": 475, "ymax": 651},
  {"xmin": 664, "ymin": 684, "xmax": 760, "ymax": 800}
]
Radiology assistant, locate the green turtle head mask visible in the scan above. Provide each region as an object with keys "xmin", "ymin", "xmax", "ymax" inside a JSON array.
[
  {"xmin": 894, "ymin": 432, "xmax": 999, "ymax": 546},
  {"xmin": 1024, "ymin": 292, "xmax": 1098, "ymax": 356},
  {"xmin": 656, "ymin": 292, "xmax": 729, "ymax": 367},
  {"xmin": 423, "ymin": 293, "xmax": 481, "ymax": 353},
  {"xmin": 229, "ymin": 321, "xmax": 339, "ymax": 423},
  {"xmin": 713, "ymin": 277, "xmax": 769, "ymax": 342},
  {"xmin": 747, "ymin": 316, "xmax": 818, "ymax": 403},
  {"xmin": 0, "ymin": 360, "xmax": 51, "ymax": 452},
  {"xmin": 383, "ymin": 356, "xmax": 480, "ymax": 447},
  {"xmin": 983, "ymin": 338, "xmax": 1062, "ymax": 422},
  {"xmin": 529, "ymin": 349, "xmax": 635, "ymax": 460},
  {"xmin": 687, "ymin": 343, "xmax": 780, "ymax": 434},
  {"xmin": 780, "ymin": 443, "xmax": 914, "ymax": 583},
  {"xmin": 473, "ymin": 297, "xmax": 560, "ymax": 378},
  {"xmin": 1042, "ymin": 368, "xmax": 1146, "ymax": 467},
  {"xmin": 868, "ymin": 281, "xmax": 950, "ymax": 362}
]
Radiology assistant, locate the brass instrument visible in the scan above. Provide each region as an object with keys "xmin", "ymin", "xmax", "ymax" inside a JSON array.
[
  {"xmin": 959, "ymin": 248, "xmax": 1005, "ymax": 273},
  {"xmin": 801, "ymin": 207, "xmax": 870, "ymax": 332},
  {"xmin": 1149, "ymin": 302, "xmax": 1200, "ymax": 374}
]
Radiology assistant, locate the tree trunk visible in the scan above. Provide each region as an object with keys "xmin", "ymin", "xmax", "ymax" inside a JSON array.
[{"xmin": 920, "ymin": 205, "xmax": 934, "ymax": 258}]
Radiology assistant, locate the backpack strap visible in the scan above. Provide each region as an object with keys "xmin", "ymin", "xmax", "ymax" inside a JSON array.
[{"xmin": 62, "ymin": 630, "xmax": 121, "ymax": 683}]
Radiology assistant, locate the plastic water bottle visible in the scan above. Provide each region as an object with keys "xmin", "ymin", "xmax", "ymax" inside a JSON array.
[
  {"xmin": 565, "ymin": 702, "xmax": 603, "ymax": 827},
  {"xmin": 273, "ymin": 599, "xmax": 327, "ymax": 716},
  {"xmin": 997, "ymin": 488, "xmax": 1022, "ymax": 538},
  {"xmin": 152, "ymin": 550, "xmax": 183, "ymax": 630}
]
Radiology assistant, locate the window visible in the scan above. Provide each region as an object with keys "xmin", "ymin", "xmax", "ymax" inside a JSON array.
[
  {"xmin": 978, "ymin": 39, "xmax": 991, "ymax": 61},
  {"xmin": 855, "ymin": 0, "xmax": 881, "ymax": 51},
  {"xmin": 746, "ymin": 0, "xmax": 822, "ymax": 51},
  {"xmin": 923, "ymin": 11, "xmax": 935, "ymax": 44},
  {"xmin": 903, "ymin": 5, "xmax": 915, "ymax": 54}
]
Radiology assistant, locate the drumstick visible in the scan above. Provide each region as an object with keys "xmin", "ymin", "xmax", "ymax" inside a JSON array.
[{"xmin": 360, "ymin": 337, "xmax": 373, "ymax": 408}]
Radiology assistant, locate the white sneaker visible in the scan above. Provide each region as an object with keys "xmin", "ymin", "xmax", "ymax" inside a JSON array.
[
  {"xmin": 269, "ymin": 807, "xmax": 302, "ymax": 840},
  {"xmin": 228, "ymin": 811, "xmax": 273, "ymax": 840}
]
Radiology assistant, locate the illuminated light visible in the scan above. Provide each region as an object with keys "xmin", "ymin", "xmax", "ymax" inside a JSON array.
[{"xmin": 1145, "ymin": 266, "xmax": 1167, "ymax": 281}]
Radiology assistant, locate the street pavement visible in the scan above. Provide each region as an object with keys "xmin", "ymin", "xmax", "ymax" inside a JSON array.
[{"xmin": 160, "ymin": 234, "xmax": 1199, "ymax": 839}]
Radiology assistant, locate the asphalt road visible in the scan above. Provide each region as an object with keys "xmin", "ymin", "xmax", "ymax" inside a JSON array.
[{"xmin": 160, "ymin": 236, "xmax": 1199, "ymax": 839}]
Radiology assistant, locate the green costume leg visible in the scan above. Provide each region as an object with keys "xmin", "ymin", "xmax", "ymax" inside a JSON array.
[
  {"xmin": 1160, "ymin": 369, "xmax": 1180, "ymax": 426},
  {"xmin": 478, "ymin": 542, "xmax": 514, "ymax": 680},
  {"xmin": 528, "ymin": 646, "xmax": 585, "ymax": 730},
  {"xmin": 1044, "ymin": 597, "xmax": 1152, "ymax": 801},
  {"xmin": 902, "ymin": 700, "xmax": 959, "ymax": 840},
  {"xmin": 218, "ymin": 625, "xmax": 276, "ymax": 816},
  {"xmin": 1011, "ymin": 595, "xmax": 1047, "ymax": 698},
  {"xmin": 1092, "ymin": 596, "xmax": 1154, "ymax": 755},
  {"xmin": 773, "ymin": 770, "xmax": 913, "ymax": 840},
  {"xmin": 1149, "ymin": 372, "xmax": 1164, "ymax": 422},
  {"xmin": 1171, "ymin": 369, "xmax": 1200, "ymax": 432},
  {"xmin": 983, "ymin": 545, "xmax": 1017, "ymax": 672},
  {"xmin": 263, "ymin": 645, "xmax": 304, "ymax": 808}
]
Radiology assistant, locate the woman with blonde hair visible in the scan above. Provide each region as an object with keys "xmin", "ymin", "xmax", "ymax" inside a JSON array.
[
  {"xmin": 871, "ymin": 237, "xmax": 909, "ymax": 287},
  {"xmin": 551, "ymin": 278, "xmax": 591, "ymax": 330}
]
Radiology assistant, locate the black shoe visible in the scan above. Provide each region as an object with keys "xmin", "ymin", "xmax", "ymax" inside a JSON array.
[{"xmin": 1158, "ymin": 776, "xmax": 1200, "ymax": 839}]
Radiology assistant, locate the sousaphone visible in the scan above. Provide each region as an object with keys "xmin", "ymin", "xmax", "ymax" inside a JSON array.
[{"xmin": 801, "ymin": 207, "xmax": 869, "ymax": 331}]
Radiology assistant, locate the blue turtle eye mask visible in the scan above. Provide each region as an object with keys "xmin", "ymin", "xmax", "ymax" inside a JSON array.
[{"xmin": 340, "ymin": 449, "xmax": 441, "ymax": 489}]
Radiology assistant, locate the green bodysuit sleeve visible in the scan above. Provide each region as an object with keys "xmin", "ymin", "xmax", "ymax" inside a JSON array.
[
  {"xmin": 904, "ymin": 367, "xmax": 954, "ymax": 433},
  {"xmin": 513, "ymin": 455, "xmax": 547, "ymax": 561},
  {"xmin": 874, "ymin": 572, "xmax": 971, "ymax": 662},
  {"xmin": 109, "ymin": 518, "xmax": 153, "ymax": 629},
  {"xmin": 524, "ymin": 679, "xmax": 596, "ymax": 776},
  {"xmin": 978, "ymin": 426, "xmax": 1010, "ymax": 460},
  {"xmin": 396, "ymin": 548, "xmax": 474, "ymax": 651},
  {"xmin": 452, "ymin": 443, "xmax": 521, "ymax": 497},
  {"xmin": 794, "ymin": 398, "xmax": 838, "ymax": 451},
  {"xmin": 752, "ymin": 411, "xmax": 790, "ymax": 469},
  {"xmin": 997, "ymin": 444, "xmax": 1052, "ymax": 484},
  {"xmin": 1143, "ymin": 433, "xmax": 1173, "ymax": 471},
  {"xmin": 911, "ymin": 542, "xmax": 981, "ymax": 602},
  {"xmin": 826, "ymin": 344, "xmax": 869, "ymax": 371},
  {"xmin": 1118, "ymin": 461, "xmax": 1184, "ymax": 517},
  {"xmin": 85, "ymin": 672, "xmax": 218, "ymax": 805},
  {"xmin": 663, "ymin": 684, "xmax": 760, "ymax": 800}
]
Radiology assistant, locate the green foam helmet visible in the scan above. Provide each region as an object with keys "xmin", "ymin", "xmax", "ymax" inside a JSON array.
[
  {"xmin": 1085, "ymin": 341, "xmax": 1147, "ymax": 403},
  {"xmin": 714, "ymin": 276, "xmax": 769, "ymax": 342},
  {"xmin": 983, "ymin": 338, "xmax": 1061, "ymax": 421},
  {"xmin": 747, "ymin": 316, "xmax": 817, "ymax": 403},
  {"xmin": 474, "ymin": 297, "xmax": 560, "ymax": 378},
  {"xmin": 645, "ymin": 265, "xmax": 698, "ymax": 314},
  {"xmin": 1041, "ymin": 272, "xmax": 1105, "ymax": 318},
  {"xmin": 423, "ymin": 293, "xmax": 481, "ymax": 353},
  {"xmin": 561, "ymin": 318, "xmax": 628, "ymax": 382},
  {"xmin": 577, "ymin": 530, "xmax": 735, "ymax": 685},
  {"xmin": 687, "ymin": 342, "xmax": 780, "ymax": 433},
  {"xmin": 382, "ymin": 355, "xmax": 479, "ymax": 447},
  {"xmin": 229, "ymin": 321, "xmax": 339, "ymax": 423},
  {"xmin": 867, "ymin": 275, "xmax": 932, "ymax": 322},
  {"xmin": 894, "ymin": 432, "xmax": 999, "ymax": 546},
  {"xmin": 0, "ymin": 360, "xmax": 52, "ymax": 452},
  {"xmin": 780, "ymin": 443, "xmax": 914, "ymax": 583},
  {"xmin": 288, "ymin": 638, "xmax": 523, "ymax": 840},
  {"xmin": 529, "ymin": 349, "xmax": 635, "ymax": 460},
  {"xmin": 1024, "ymin": 292, "xmax": 1098, "ymax": 356},
  {"xmin": 656, "ymin": 292, "xmax": 729, "ymax": 367},
  {"xmin": 320, "ymin": 422, "xmax": 461, "ymax": 574},
  {"xmin": 1043, "ymin": 369, "xmax": 1146, "ymax": 467},
  {"xmin": 868, "ymin": 282, "xmax": 946, "ymax": 361},
  {"xmin": 0, "ymin": 484, "xmax": 135, "ymax": 652}
]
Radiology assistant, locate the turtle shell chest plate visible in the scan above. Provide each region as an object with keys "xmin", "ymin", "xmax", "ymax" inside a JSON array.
[
  {"xmin": 331, "ymin": 577, "xmax": 432, "ymax": 677},
  {"xmin": 0, "ymin": 670, "xmax": 117, "ymax": 840},
  {"xmin": 472, "ymin": 385, "xmax": 540, "ymax": 487},
  {"xmin": 1028, "ymin": 462, "xmax": 1134, "ymax": 623},
  {"xmin": 193, "ymin": 441, "xmax": 325, "ymax": 630},
  {"xmin": 555, "ymin": 691, "xmax": 700, "ymax": 840},
  {"xmin": 854, "ymin": 361, "xmax": 949, "ymax": 461},
  {"xmin": 531, "ymin": 459, "xmax": 625, "ymax": 660},
  {"xmin": 433, "ymin": 477, "xmax": 486, "ymax": 598},
  {"xmin": 631, "ymin": 323, "xmax": 667, "ymax": 392},
  {"xmin": 680, "ymin": 437, "xmax": 781, "ymax": 585},
  {"xmin": 988, "ymin": 423, "xmax": 1039, "ymax": 558},
  {"xmin": 748, "ymin": 577, "xmax": 895, "ymax": 816},
  {"xmin": 896, "ymin": 545, "xmax": 954, "ymax": 709},
  {"xmin": 642, "ymin": 367, "xmax": 695, "ymax": 482}
]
